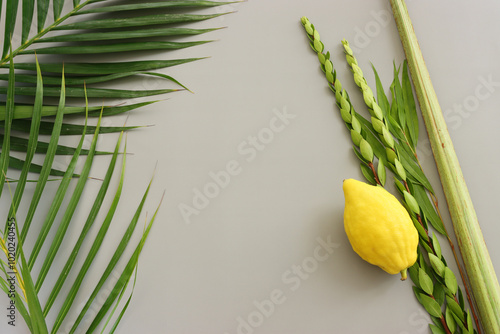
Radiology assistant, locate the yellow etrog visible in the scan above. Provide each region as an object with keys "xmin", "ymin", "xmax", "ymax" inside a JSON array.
[{"xmin": 343, "ymin": 178, "xmax": 419, "ymax": 280}]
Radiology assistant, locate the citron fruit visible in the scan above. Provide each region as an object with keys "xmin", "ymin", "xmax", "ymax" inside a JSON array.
[{"xmin": 342, "ymin": 178, "xmax": 419, "ymax": 280}]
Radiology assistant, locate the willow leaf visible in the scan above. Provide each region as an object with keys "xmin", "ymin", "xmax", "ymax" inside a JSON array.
[
  {"xmin": 22, "ymin": 0, "xmax": 35, "ymax": 43},
  {"xmin": 0, "ymin": 86, "xmax": 180, "ymax": 98},
  {"xmin": 402, "ymin": 60, "xmax": 419, "ymax": 149},
  {"xmin": 67, "ymin": 174, "xmax": 153, "ymax": 334},
  {"xmin": 54, "ymin": 13, "xmax": 226, "ymax": 30},
  {"xmin": 43, "ymin": 132, "xmax": 123, "ymax": 318},
  {"xmin": 391, "ymin": 63, "xmax": 405, "ymax": 130},
  {"xmin": 1, "ymin": 58, "xmax": 203, "ymax": 74},
  {"xmin": 419, "ymin": 293, "xmax": 442, "ymax": 318},
  {"xmin": 372, "ymin": 64, "xmax": 390, "ymax": 118},
  {"xmin": 22, "ymin": 40, "xmax": 211, "ymax": 55},
  {"xmin": 360, "ymin": 162, "xmax": 376, "ymax": 185},
  {"xmin": 36, "ymin": 27, "xmax": 220, "ymax": 43},
  {"xmin": 412, "ymin": 183, "xmax": 447, "ymax": 236},
  {"xmin": 75, "ymin": 1, "xmax": 236, "ymax": 15}
]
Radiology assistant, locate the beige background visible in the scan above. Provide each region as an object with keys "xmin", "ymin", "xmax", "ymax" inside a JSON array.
[{"xmin": 1, "ymin": 0, "xmax": 500, "ymax": 333}]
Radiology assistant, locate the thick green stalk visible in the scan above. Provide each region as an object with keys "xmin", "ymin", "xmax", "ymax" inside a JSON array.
[{"xmin": 390, "ymin": 1, "xmax": 500, "ymax": 333}]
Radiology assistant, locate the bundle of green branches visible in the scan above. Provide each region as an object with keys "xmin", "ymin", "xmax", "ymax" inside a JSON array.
[
  {"xmin": 0, "ymin": 1, "xmax": 236, "ymax": 333},
  {"xmin": 301, "ymin": 17, "xmax": 480, "ymax": 334}
]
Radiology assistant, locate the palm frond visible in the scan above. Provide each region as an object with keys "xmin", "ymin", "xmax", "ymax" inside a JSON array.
[{"xmin": 0, "ymin": 0, "xmax": 238, "ymax": 332}]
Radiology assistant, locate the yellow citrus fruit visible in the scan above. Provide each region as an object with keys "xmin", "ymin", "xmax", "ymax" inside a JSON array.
[{"xmin": 342, "ymin": 178, "xmax": 419, "ymax": 280}]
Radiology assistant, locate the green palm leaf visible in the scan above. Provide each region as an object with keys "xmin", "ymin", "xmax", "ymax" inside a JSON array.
[{"xmin": 0, "ymin": 0, "xmax": 237, "ymax": 332}]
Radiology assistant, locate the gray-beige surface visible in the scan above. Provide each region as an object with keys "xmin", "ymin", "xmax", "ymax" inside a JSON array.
[{"xmin": 1, "ymin": 1, "xmax": 499, "ymax": 333}]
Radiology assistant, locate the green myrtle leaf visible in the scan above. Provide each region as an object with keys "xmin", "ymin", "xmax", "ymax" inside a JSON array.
[
  {"xmin": 446, "ymin": 296, "xmax": 465, "ymax": 322},
  {"xmin": 433, "ymin": 283, "xmax": 446, "ymax": 306},
  {"xmin": 429, "ymin": 253, "xmax": 446, "ymax": 277},
  {"xmin": 340, "ymin": 106, "xmax": 352, "ymax": 123},
  {"xmin": 444, "ymin": 267, "xmax": 458, "ymax": 295},
  {"xmin": 418, "ymin": 268, "xmax": 434, "ymax": 295},
  {"xmin": 393, "ymin": 176, "xmax": 406, "ymax": 195},
  {"xmin": 432, "ymin": 232, "xmax": 442, "ymax": 259},
  {"xmin": 408, "ymin": 262, "xmax": 420, "ymax": 285},
  {"xmin": 371, "ymin": 116, "xmax": 384, "ymax": 134},
  {"xmin": 419, "ymin": 293, "xmax": 443, "ymax": 318},
  {"xmin": 395, "ymin": 143, "xmax": 435, "ymax": 193},
  {"xmin": 381, "ymin": 126, "xmax": 395, "ymax": 149},
  {"xmin": 351, "ymin": 114, "xmax": 361, "ymax": 133},
  {"xmin": 357, "ymin": 115, "xmax": 388, "ymax": 166},
  {"xmin": 371, "ymin": 102, "xmax": 383, "ymax": 121},
  {"xmin": 386, "ymin": 147, "xmax": 397, "ymax": 163},
  {"xmin": 403, "ymin": 190, "xmax": 420, "ymax": 214},
  {"xmin": 391, "ymin": 62, "xmax": 406, "ymax": 130},
  {"xmin": 350, "ymin": 129, "xmax": 363, "ymax": 146},
  {"xmin": 430, "ymin": 324, "xmax": 446, "ymax": 334},
  {"xmin": 445, "ymin": 305, "xmax": 457, "ymax": 333},
  {"xmin": 377, "ymin": 159, "xmax": 386, "ymax": 186},
  {"xmin": 353, "ymin": 145, "xmax": 369, "ymax": 165},
  {"xmin": 394, "ymin": 158, "xmax": 407, "ymax": 181},
  {"xmin": 359, "ymin": 139, "xmax": 374, "ymax": 162},
  {"xmin": 360, "ymin": 162, "xmax": 376, "ymax": 185}
]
